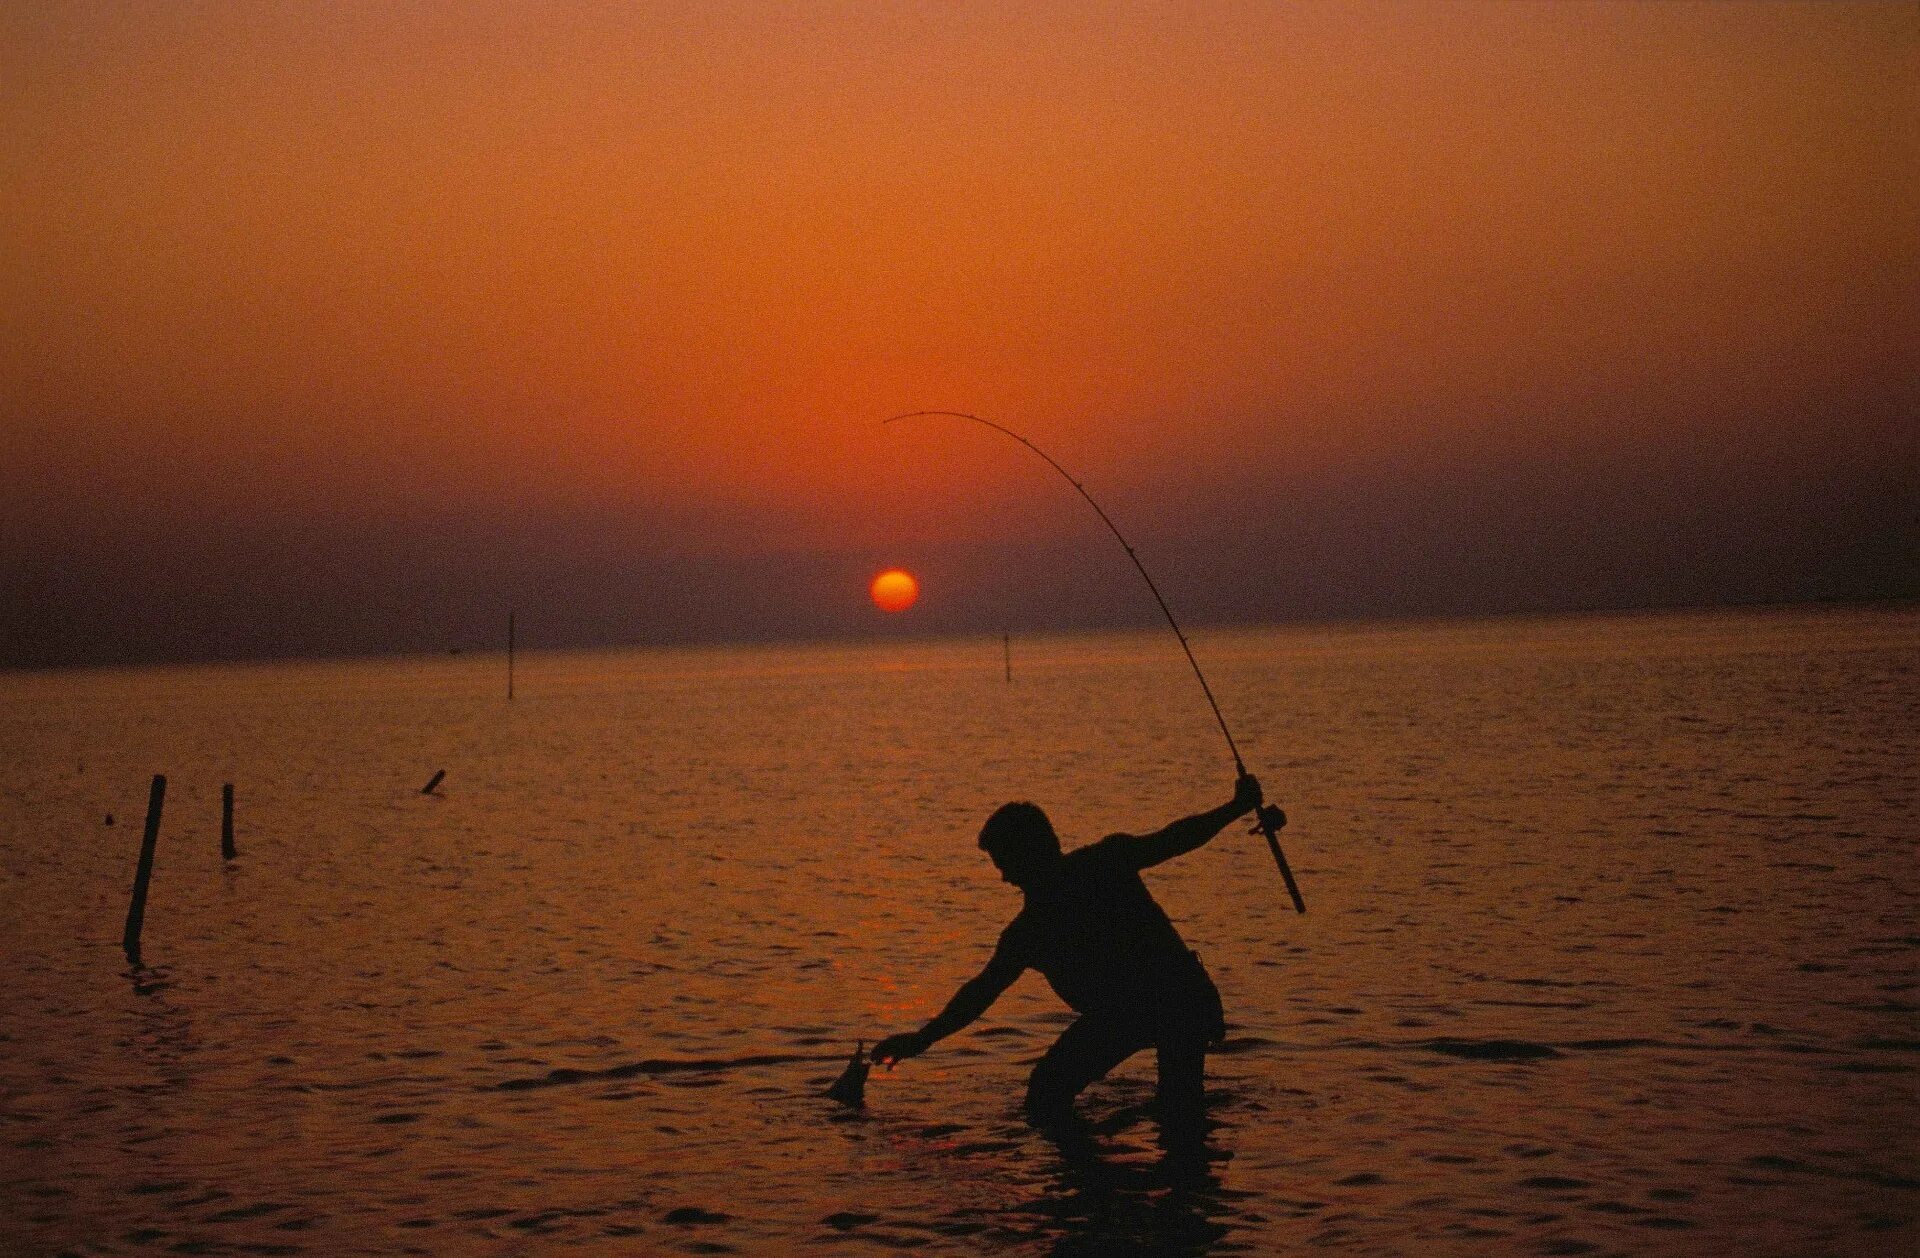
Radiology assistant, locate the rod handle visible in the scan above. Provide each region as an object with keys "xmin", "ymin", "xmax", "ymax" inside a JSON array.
[{"xmin": 1249, "ymin": 803, "xmax": 1306, "ymax": 914}]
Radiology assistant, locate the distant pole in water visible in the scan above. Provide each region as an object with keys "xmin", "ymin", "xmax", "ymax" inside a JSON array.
[
  {"xmin": 221, "ymin": 783, "xmax": 236, "ymax": 860},
  {"xmin": 507, "ymin": 610, "xmax": 516, "ymax": 701},
  {"xmin": 123, "ymin": 774, "xmax": 166, "ymax": 965},
  {"xmin": 422, "ymin": 769, "xmax": 446, "ymax": 795},
  {"xmin": 887, "ymin": 410, "xmax": 1306, "ymax": 913},
  {"xmin": 1003, "ymin": 631, "xmax": 1011, "ymax": 683}
]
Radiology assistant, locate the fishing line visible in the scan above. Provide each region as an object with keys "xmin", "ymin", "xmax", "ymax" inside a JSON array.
[{"xmin": 883, "ymin": 409, "xmax": 1306, "ymax": 912}]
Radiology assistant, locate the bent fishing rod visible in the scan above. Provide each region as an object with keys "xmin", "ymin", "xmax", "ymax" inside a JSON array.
[{"xmin": 884, "ymin": 410, "xmax": 1306, "ymax": 913}]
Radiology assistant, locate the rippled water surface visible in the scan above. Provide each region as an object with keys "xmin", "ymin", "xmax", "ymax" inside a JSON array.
[{"xmin": 3, "ymin": 606, "xmax": 1916, "ymax": 1255}]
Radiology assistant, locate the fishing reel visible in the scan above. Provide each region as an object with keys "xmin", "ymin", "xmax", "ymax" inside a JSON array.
[{"xmin": 1247, "ymin": 803, "xmax": 1286, "ymax": 835}]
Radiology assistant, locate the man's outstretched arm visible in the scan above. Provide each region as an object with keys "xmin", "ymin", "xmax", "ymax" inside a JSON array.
[
  {"xmin": 872, "ymin": 936, "xmax": 1024, "ymax": 1065},
  {"xmin": 1119, "ymin": 772, "xmax": 1264, "ymax": 870}
]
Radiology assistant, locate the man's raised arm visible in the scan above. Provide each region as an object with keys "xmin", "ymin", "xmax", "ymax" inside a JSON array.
[
  {"xmin": 872, "ymin": 933, "xmax": 1025, "ymax": 1065},
  {"xmin": 1117, "ymin": 773, "xmax": 1264, "ymax": 870}
]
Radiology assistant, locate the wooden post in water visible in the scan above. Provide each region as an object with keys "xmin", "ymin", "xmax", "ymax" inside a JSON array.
[
  {"xmin": 507, "ymin": 610, "xmax": 516, "ymax": 700},
  {"xmin": 122, "ymin": 774, "xmax": 166, "ymax": 965},
  {"xmin": 221, "ymin": 783, "xmax": 236, "ymax": 860},
  {"xmin": 422, "ymin": 769, "xmax": 446, "ymax": 795}
]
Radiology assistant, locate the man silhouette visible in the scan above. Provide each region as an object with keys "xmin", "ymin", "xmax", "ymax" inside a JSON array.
[{"xmin": 873, "ymin": 774, "xmax": 1274, "ymax": 1139}]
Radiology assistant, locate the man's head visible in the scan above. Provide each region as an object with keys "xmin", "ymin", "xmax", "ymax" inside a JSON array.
[{"xmin": 979, "ymin": 801, "xmax": 1062, "ymax": 889}]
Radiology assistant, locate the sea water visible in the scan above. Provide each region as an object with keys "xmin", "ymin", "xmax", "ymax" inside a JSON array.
[{"xmin": 2, "ymin": 606, "xmax": 1915, "ymax": 1255}]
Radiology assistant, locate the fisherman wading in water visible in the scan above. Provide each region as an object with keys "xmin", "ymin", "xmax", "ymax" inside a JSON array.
[{"xmin": 874, "ymin": 774, "xmax": 1277, "ymax": 1141}]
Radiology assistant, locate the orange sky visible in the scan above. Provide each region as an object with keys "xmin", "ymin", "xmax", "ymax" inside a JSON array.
[{"xmin": 2, "ymin": 2, "xmax": 1914, "ymax": 664}]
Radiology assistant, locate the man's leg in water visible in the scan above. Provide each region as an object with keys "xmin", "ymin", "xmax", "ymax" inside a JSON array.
[
  {"xmin": 1154, "ymin": 1033, "xmax": 1210, "ymax": 1141},
  {"xmin": 1024, "ymin": 1013, "xmax": 1152, "ymax": 1127}
]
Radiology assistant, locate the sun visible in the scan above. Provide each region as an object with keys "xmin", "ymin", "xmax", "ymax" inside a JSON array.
[{"xmin": 869, "ymin": 568, "xmax": 919, "ymax": 613}]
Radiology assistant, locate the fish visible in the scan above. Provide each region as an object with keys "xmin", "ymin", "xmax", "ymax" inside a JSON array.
[{"xmin": 824, "ymin": 1041, "xmax": 869, "ymax": 1108}]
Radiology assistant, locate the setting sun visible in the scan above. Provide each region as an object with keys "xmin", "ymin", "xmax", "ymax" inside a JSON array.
[{"xmin": 869, "ymin": 569, "xmax": 919, "ymax": 613}]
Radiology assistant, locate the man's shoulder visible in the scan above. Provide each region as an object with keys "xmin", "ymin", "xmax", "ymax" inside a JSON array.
[
  {"xmin": 997, "ymin": 908, "xmax": 1036, "ymax": 957},
  {"xmin": 1064, "ymin": 833, "xmax": 1140, "ymax": 870}
]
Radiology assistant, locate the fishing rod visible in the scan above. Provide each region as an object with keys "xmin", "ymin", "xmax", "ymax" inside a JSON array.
[{"xmin": 884, "ymin": 410, "xmax": 1306, "ymax": 913}]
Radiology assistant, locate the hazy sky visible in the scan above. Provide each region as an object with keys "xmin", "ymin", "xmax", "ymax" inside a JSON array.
[{"xmin": 4, "ymin": 1, "xmax": 1914, "ymax": 667}]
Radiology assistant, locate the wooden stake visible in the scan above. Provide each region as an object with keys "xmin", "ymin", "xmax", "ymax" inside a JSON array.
[
  {"xmin": 123, "ymin": 774, "xmax": 165, "ymax": 965},
  {"xmin": 221, "ymin": 783, "xmax": 236, "ymax": 860},
  {"xmin": 422, "ymin": 769, "xmax": 446, "ymax": 795}
]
